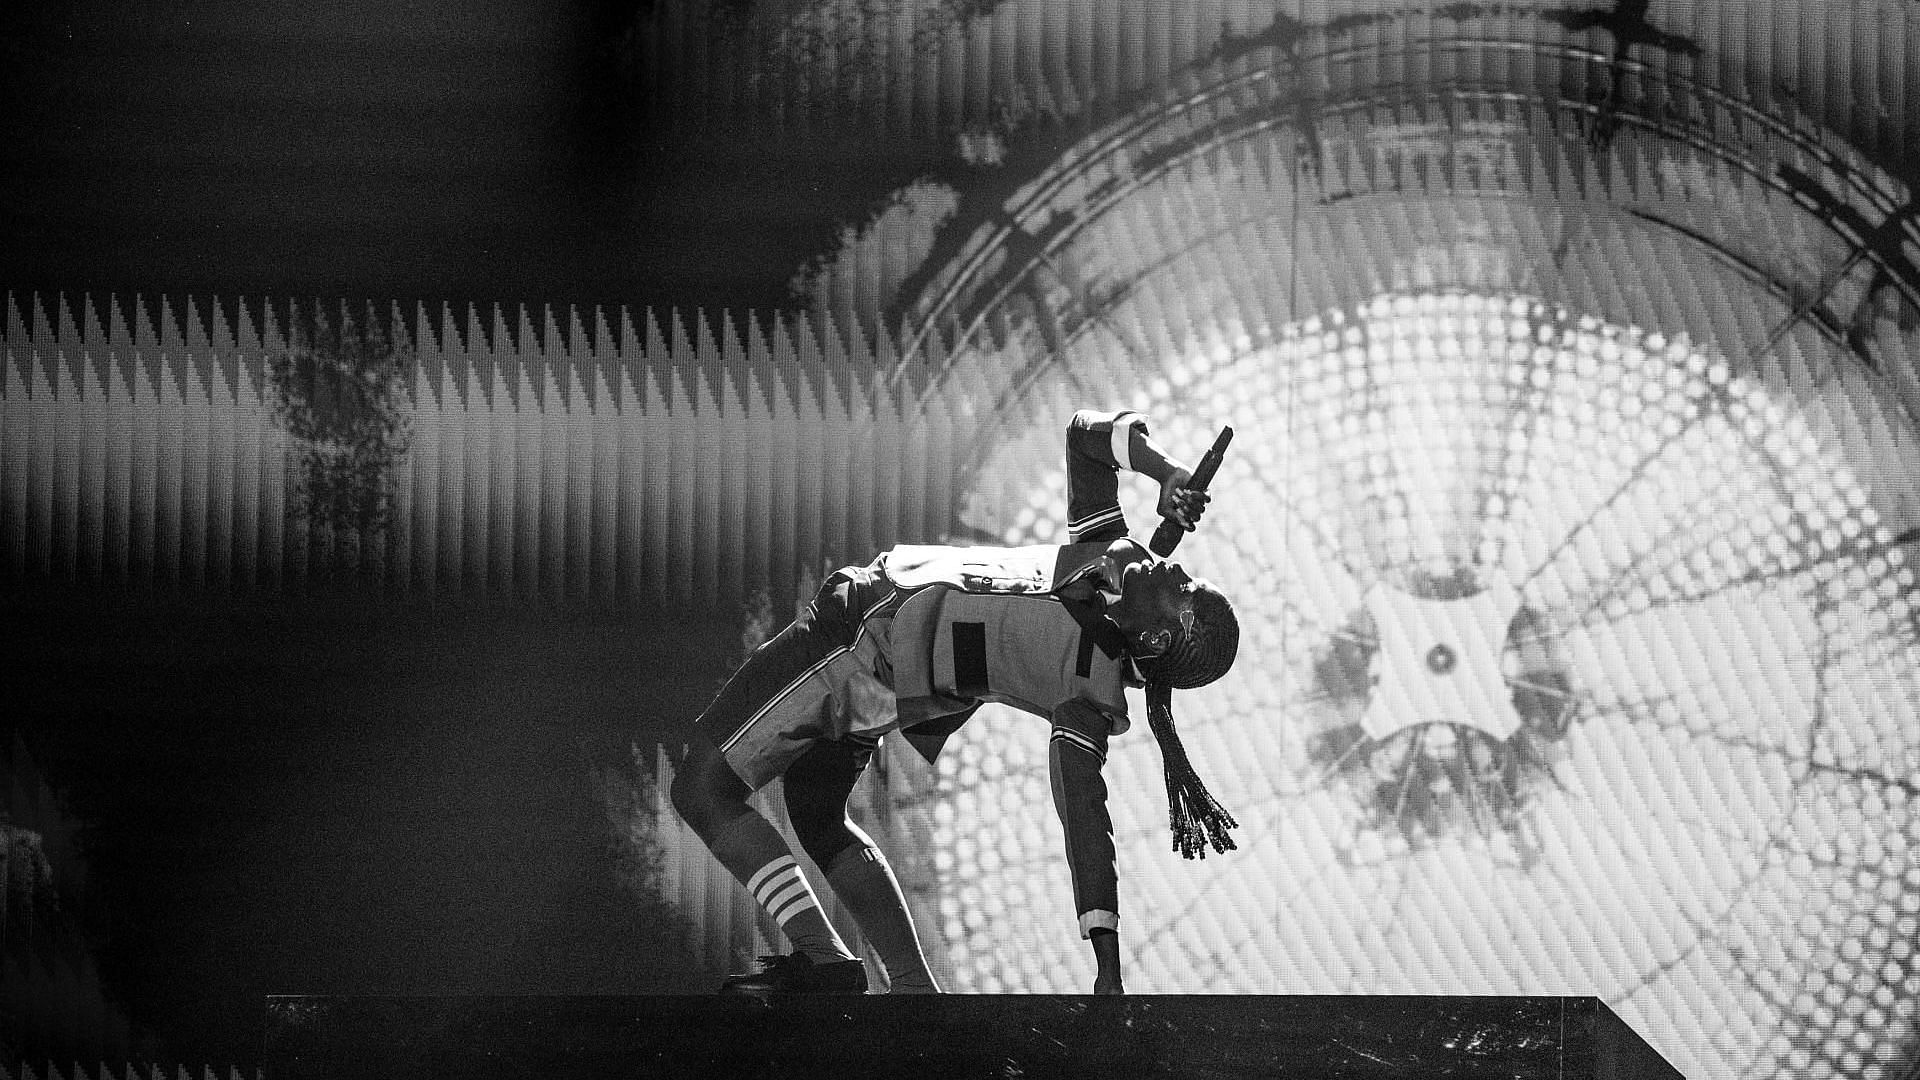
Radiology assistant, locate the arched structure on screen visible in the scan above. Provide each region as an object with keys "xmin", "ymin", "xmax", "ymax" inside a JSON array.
[
  {"xmin": 834, "ymin": 22, "xmax": 1920, "ymax": 1080},
  {"xmin": 6, "ymin": 6, "xmax": 1920, "ymax": 1078}
]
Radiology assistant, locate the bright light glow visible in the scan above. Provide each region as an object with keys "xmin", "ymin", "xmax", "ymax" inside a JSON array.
[{"xmin": 938, "ymin": 293, "xmax": 1920, "ymax": 1080}]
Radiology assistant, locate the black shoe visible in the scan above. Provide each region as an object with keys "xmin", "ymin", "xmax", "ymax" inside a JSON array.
[{"xmin": 718, "ymin": 953, "xmax": 869, "ymax": 996}]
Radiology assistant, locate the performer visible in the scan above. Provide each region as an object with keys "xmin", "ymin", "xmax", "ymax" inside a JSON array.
[{"xmin": 668, "ymin": 408, "xmax": 1240, "ymax": 995}]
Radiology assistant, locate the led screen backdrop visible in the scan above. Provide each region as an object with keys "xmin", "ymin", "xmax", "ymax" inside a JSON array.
[
  {"xmin": 5, "ymin": 4, "xmax": 1920, "ymax": 1080},
  {"xmin": 924, "ymin": 294, "xmax": 1920, "ymax": 1080},
  {"xmin": 802, "ymin": 17, "xmax": 1920, "ymax": 1080}
]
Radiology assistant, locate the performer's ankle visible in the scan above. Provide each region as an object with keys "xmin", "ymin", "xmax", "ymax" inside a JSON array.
[
  {"xmin": 884, "ymin": 970, "xmax": 941, "ymax": 993},
  {"xmin": 790, "ymin": 937, "xmax": 857, "ymax": 965}
]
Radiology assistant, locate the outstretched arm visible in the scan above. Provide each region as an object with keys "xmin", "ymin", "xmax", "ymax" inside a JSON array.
[
  {"xmin": 1066, "ymin": 410, "xmax": 1210, "ymax": 545},
  {"xmin": 1049, "ymin": 696, "xmax": 1125, "ymax": 993}
]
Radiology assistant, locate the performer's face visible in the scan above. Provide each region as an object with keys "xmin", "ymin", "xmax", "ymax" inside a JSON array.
[{"xmin": 1111, "ymin": 559, "xmax": 1198, "ymax": 658}]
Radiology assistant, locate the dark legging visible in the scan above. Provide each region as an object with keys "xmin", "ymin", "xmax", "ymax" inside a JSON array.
[
  {"xmin": 671, "ymin": 735, "xmax": 875, "ymax": 868},
  {"xmin": 781, "ymin": 737, "xmax": 876, "ymax": 868}
]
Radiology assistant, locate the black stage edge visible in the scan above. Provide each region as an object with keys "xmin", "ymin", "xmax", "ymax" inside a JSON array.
[{"xmin": 264, "ymin": 994, "xmax": 1684, "ymax": 1079}]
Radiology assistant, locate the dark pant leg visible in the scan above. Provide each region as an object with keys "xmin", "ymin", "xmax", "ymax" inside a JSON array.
[
  {"xmin": 784, "ymin": 738, "xmax": 941, "ymax": 992},
  {"xmin": 782, "ymin": 738, "xmax": 874, "ymax": 868},
  {"xmin": 669, "ymin": 735, "xmax": 754, "ymax": 844}
]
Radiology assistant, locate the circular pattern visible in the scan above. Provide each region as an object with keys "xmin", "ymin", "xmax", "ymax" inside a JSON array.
[{"xmin": 929, "ymin": 293, "xmax": 1920, "ymax": 1080}]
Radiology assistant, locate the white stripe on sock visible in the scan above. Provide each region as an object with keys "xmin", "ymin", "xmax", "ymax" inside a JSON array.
[
  {"xmin": 768, "ymin": 887, "xmax": 821, "ymax": 927},
  {"xmin": 759, "ymin": 874, "xmax": 811, "ymax": 916},
  {"xmin": 745, "ymin": 855, "xmax": 797, "ymax": 898}
]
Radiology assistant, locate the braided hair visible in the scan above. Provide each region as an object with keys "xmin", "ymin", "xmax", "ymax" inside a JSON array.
[
  {"xmin": 1135, "ymin": 582, "xmax": 1240, "ymax": 858},
  {"xmin": 1135, "ymin": 584, "xmax": 1239, "ymax": 689}
]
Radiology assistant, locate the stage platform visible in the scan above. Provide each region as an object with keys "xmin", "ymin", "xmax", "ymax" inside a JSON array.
[{"xmin": 264, "ymin": 994, "xmax": 1682, "ymax": 1079}]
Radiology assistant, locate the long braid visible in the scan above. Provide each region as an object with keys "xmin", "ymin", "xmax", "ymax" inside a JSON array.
[{"xmin": 1145, "ymin": 682, "xmax": 1238, "ymax": 858}]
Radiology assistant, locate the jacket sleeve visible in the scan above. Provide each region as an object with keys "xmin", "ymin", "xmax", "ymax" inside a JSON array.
[
  {"xmin": 1048, "ymin": 696, "xmax": 1122, "ymax": 938},
  {"xmin": 1065, "ymin": 409, "xmax": 1148, "ymax": 544}
]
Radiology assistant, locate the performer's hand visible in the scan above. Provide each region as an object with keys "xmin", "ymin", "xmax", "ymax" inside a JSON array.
[
  {"xmin": 1093, "ymin": 970, "xmax": 1125, "ymax": 995},
  {"xmin": 1157, "ymin": 468, "xmax": 1210, "ymax": 531}
]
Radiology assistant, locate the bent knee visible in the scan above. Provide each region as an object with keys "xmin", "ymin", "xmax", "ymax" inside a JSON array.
[
  {"xmin": 667, "ymin": 762, "xmax": 702, "ymax": 822},
  {"xmin": 791, "ymin": 815, "xmax": 860, "ymax": 869},
  {"xmin": 670, "ymin": 741, "xmax": 749, "ymax": 838},
  {"xmin": 786, "ymin": 784, "xmax": 862, "ymax": 867}
]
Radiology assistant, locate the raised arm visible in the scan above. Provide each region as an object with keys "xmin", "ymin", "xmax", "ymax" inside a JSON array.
[
  {"xmin": 1048, "ymin": 696, "xmax": 1125, "ymax": 993},
  {"xmin": 1066, "ymin": 409, "xmax": 1209, "ymax": 546}
]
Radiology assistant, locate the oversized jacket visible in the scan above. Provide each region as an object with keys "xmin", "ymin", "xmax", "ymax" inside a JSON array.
[{"xmin": 865, "ymin": 408, "xmax": 1159, "ymax": 938}]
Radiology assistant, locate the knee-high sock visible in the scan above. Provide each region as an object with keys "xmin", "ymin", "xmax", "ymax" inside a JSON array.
[
  {"xmin": 709, "ymin": 811, "xmax": 853, "ymax": 964},
  {"xmin": 823, "ymin": 844, "xmax": 941, "ymax": 992}
]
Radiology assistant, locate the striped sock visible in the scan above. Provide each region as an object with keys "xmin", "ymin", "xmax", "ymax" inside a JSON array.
[
  {"xmin": 748, "ymin": 856, "xmax": 823, "ymax": 932},
  {"xmin": 748, "ymin": 857, "xmax": 847, "ymax": 963},
  {"xmin": 708, "ymin": 812, "xmax": 852, "ymax": 964}
]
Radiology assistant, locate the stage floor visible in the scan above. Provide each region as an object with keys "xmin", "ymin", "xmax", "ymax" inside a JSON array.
[{"xmin": 265, "ymin": 993, "xmax": 1682, "ymax": 1079}]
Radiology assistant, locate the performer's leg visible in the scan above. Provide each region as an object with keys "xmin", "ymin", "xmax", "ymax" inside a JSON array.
[
  {"xmin": 666, "ymin": 563, "xmax": 895, "ymax": 992},
  {"xmin": 670, "ymin": 736, "xmax": 855, "ymax": 966},
  {"xmin": 785, "ymin": 740, "xmax": 942, "ymax": 993}
]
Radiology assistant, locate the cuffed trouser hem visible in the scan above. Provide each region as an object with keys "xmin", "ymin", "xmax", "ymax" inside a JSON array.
[{"xmin": 1078, "ymin": 909, "xmax": 1119, "ymax": 938}]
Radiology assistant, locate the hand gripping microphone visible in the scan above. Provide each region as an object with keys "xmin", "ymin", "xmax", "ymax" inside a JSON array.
[{"xmin": 1149, "ymin": 425, "xmax": 1233, "ymax": 558}]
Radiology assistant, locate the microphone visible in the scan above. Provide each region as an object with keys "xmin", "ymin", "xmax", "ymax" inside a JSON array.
[{"xmin": 1149, "ymin": 425, "xmax": 1233, "ymax": 557}]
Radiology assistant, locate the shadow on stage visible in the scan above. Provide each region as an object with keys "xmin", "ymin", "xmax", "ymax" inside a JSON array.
[{"xmin": 266, "ymin": 993, "xmax": 1680, "ymax": 1079}]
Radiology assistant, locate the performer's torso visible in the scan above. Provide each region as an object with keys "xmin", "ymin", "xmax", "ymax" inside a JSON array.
[
  {"xmin": 880, "ymin": 542, "xmax": 1133, "ymax": 728},
  {"xmin": 921, "ymin": 590, "xmax": 1130, "ymax": 719}
]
